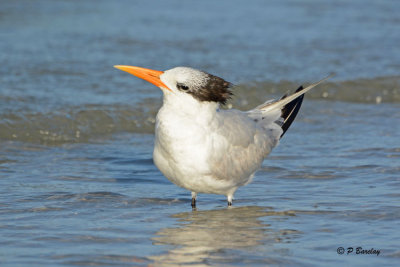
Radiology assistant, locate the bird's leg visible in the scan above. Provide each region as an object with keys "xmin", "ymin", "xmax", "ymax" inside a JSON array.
[
  {"xmin": 191, "ymin": 192, "xmax": 197, "ymax": 208},
  {"xmin": 227, "ymin": 195, "xmax": 233, "ymax": 206}
]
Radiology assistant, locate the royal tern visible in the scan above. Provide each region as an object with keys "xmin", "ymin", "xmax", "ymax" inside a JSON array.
[{"xmin": 115, "ymin": 65, "xmax": 332, "ymax": 207}]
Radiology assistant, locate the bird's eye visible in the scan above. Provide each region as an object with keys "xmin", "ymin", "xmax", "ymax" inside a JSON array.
[{"xmin": 177, "ymin": 83, "xmax": 189, "ymax": 91}]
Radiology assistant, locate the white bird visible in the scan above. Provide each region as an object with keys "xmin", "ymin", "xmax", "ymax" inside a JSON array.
[{"xmin": 115, "ymin": 65, "xmax": 332, "ymax": 207}]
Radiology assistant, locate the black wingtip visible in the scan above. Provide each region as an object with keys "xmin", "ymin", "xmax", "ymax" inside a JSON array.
[{"xmin": 280, "ymin": 86, "xmax": 304, "ymax": 138}]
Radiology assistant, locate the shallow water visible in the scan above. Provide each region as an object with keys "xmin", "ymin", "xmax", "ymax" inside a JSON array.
[{"xmin": 1, "ymin": 0, "xmax": 400, "ymax": 266}]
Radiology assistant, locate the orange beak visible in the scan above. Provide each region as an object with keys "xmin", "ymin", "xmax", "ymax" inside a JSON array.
[{"xmin": 114, "ymin": 65, "xmax": 171, "ymax": 91}]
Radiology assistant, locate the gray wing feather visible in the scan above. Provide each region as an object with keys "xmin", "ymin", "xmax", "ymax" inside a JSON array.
[{"xmin": 208, "ymin": 110, "xmax": 278, "ymax": 185}]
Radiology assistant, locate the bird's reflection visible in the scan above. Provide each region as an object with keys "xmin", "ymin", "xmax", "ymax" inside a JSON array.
[{"xmin": 149, "ymin": 206, "xmax": 301, "ymax": 266}]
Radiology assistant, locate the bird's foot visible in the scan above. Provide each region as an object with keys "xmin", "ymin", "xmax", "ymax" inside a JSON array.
[
  {"xmin": 191, "ymin": 192, "xmax": 197, "ymax": 209},
  {"xmin": 227, "ymin": 195, "xmax": 233, "ymax": 206}
]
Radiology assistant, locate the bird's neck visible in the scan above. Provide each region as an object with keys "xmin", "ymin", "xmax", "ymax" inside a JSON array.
[{"xmin": 160, "ymin": 92, "xmax": 219, "ymax": 123}]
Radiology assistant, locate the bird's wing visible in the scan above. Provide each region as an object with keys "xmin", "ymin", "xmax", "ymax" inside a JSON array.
[{"xmin": 207, "ymin": 110, "xmax": 275, "ymax": 185}]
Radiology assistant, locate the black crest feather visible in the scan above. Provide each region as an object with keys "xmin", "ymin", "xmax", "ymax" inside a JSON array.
[{"xmin": 188, "ymin": 74, "xmax": 233, "ymax": 105}]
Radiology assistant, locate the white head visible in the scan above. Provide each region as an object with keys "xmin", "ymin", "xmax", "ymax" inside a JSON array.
[{"xmin": 114, "ymin": 65, "xmax": 233, "ymax": 106}]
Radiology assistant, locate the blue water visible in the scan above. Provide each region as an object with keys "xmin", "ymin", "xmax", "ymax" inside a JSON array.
[{"xmin": 1, "ymin": 0, "xmax": 400, "ymax": 266}]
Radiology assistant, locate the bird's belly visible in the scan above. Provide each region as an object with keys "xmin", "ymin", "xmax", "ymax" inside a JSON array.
[{"xmin": 153, "ymin": 138, "xmax": 240, "ymax": 195}]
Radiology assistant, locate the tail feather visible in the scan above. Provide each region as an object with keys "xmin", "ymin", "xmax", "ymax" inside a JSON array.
[
  {"xmin": 247, "ymin": 74, "xmax": 334, "ymax": 139},
  {"xmin": 259, "ymin": 74, "xmax": 334, "ymax": 113},
  {"xmin": 280, "ymin": 86, "xmax": 304, "ymax": 138}
]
